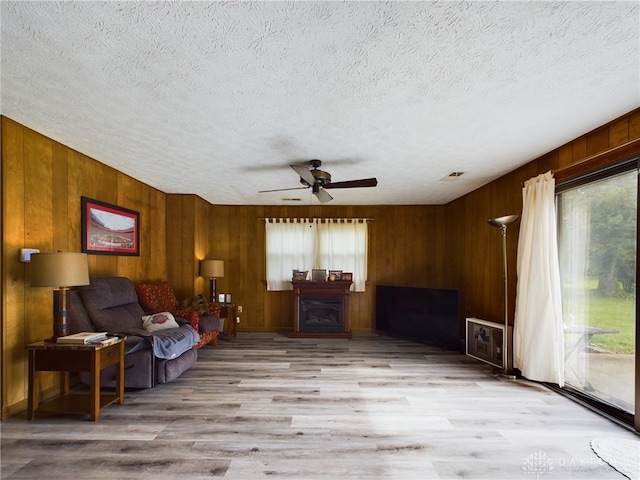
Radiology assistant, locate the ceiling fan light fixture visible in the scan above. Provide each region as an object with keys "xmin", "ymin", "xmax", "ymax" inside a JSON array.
[
  {"xmin": 311, "ymin": 168, "xmax": 331, "ymax": 185},
  {"xmin": 261, "ymin": 159, "xmax": 377, "ymax": 203}
]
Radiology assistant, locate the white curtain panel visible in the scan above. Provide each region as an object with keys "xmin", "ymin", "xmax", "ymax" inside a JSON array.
[
  {"xmin": 514, "ymin": 171, "xmax": 565, "ymax": 386},
  {"xmin": 265, "ymin": 219, "xmax": 316, "ymax": 291},
  {"xmin": 316, "ymin": 220, "xmax": 368, "ymax": 291}
]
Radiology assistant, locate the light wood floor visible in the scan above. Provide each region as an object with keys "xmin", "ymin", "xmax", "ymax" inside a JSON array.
[{"xmin": 1, "ymin": 333, "xmax": 636, "ymax": 479}]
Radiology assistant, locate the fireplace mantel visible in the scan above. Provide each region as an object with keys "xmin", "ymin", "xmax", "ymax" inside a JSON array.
[{"xmin": 291, "ymin": 281, "xmax": 352, "ymax": 338}]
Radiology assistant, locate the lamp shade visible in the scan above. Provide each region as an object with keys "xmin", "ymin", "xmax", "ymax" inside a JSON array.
[
  {"xmin": 30, "ymin": 252, "xmax": 90, "ymax": 287},
  {"xmin": 488, "ymin": 214, "xmax": 520, "ymax": 228},
  {"xmin": 200, "ymin": 259, "xmax": 224, "ymax": 278}
]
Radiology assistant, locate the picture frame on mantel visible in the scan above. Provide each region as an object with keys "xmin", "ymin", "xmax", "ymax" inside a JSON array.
[
  {"xmin": 341, "ymin": 272, "xmax": 353, "ymax": 281},
  {"xmin": 81, "ymin": 197, "xmax": 140, "ymax": 256},
  {"xmin": 312, "ymin": 269, "xmax": 326, "ymax": 282}
]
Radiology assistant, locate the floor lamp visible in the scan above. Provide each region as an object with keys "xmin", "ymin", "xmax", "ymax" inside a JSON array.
[{"xmin": 488, "ymin": 214, "xmax": 520, "ymax": 378}]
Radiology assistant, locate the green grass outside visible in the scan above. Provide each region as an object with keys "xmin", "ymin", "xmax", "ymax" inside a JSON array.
[
  {"xmin": 585, "ymin": 295, "xmax": 635, "ymax": 354},
  {"xmin": 563, "ymin": 276, "xmax": 635, "ymax": 354}
]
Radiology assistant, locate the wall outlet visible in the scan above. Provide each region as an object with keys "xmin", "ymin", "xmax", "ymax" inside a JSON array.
[
  {"xmin": 236, "ymin": 316, "xmax": 240, "ymax": 324},
  {"xmin": 237, "ymin": 305, "xmax": 243, "ymax": 313}
]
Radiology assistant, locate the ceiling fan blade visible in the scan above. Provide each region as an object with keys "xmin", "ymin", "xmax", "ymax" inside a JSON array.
[
  {"xmin": 314, "ymin": 187, "xmax": 333, "ymax": 203},
  {"xmin": 324, "ymin": 178, "xmax": 378, "ymax": 189},
  {"xmin": 258, "ymin": 186, "xmax": 307, "ymax": 193},
  {"xmin": 291, "ymin": 164, "xmax": 316, "ymax": 186}
]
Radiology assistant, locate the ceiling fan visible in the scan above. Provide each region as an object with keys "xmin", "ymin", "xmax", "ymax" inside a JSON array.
[{"xmin": 259, "ymin": 159, "xmax": 378, "ymax": 203}]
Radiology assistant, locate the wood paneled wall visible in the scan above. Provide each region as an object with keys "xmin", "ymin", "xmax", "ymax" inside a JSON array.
[
  {"xmin": 445, "ymin": 108, "xmax": 640, "ymax": 326},
  {"xmin": 166, "ymin": 203, "xmax": 448, "ymax": 333},
  {"xmin": 165, "ymin": 194, "xmax": 210, "ymax": 299},
  {"xmin": 1, "ymin": 117, "xmax": 167, "ymax": 418}
]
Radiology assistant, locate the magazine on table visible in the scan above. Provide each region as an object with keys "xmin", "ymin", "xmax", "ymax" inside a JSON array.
[{"xmin": 56, "ymin": 332, "xmax": 108, "ymax": 344}]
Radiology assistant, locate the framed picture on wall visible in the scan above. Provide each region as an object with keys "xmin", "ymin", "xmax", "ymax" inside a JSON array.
[
  {"xmin": 81, "ymin": 197, "xmax": 139, "ymax": 256},
  {"xmin": 218, "ymin": 293, "xmax": 225, "ymax": 303},
  {"xmin": 225, "ymin": 293, "xmax": 232, "ymax": 304}
]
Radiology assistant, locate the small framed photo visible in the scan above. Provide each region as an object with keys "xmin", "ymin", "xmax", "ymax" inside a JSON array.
[
  {"xmin": 341, "ymin": 272, "xmax": 353, "ymax": 281},
  {"xmin": 225, "ymin": 293, "xmax": 232, "ymax": 304},
  {"xmin": 312, "ymin": 269, "xmax": 326, "ymax": 282},
  {"xmin": 218, "ymin": 293, "xmax": 225, "ymax": 303}
]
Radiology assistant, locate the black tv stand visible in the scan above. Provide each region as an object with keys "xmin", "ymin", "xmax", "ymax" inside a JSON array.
[{"xmin": 375, "ymin": 285, "xmax": 462, "ymax": 351}]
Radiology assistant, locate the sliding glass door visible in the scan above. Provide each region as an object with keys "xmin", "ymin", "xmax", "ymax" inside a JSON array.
[{"xmin": 557, "ymin": 164, "xmax": 637, "ymax": 417}]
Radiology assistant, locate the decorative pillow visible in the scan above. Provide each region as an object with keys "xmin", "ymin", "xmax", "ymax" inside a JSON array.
[
  {"xmin": 178, "ymin": 294, "xmax": 210, "ymax": 316},
  {"xmin": 135, "ymin": 282, "xmax": 177, "ymax": 314},
  {"xmin": 142, "ymin": 312, "xmax": 180, "ymax": 332}
]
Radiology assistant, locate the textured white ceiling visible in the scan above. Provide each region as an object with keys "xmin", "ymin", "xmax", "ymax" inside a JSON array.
[{"xmin": 2, "ymin": 1, "xmax": 639, "ymax": 205}]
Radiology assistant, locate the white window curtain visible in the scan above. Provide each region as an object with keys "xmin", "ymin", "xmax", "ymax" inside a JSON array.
[
  {"xmin": 265, "ymin": 219, "xmax": 368, "ymax": 292},
  {"xmin": 265, "ymin": 219, "xmax": 316, "ymax": 291},
  {"xmin": 514, "ymin": 171, "xmax": 565, "ymax": 386},
  {"xmin": 317, "ymin": 220, "xmax": 368, "ymax": 292}
]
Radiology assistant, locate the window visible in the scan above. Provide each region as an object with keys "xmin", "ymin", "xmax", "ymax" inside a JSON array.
[
  {"xmin": 557, "ymin": 160, "xmax": 637, "ymax": 422},
  {"xmin": 265, "ymin": 218, "xmax": 368, "ymax": 291}
]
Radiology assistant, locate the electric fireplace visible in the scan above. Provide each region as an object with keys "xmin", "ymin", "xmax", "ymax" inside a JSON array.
[
  {"xmin": 299, "ymin": 297, "xmax": 343, "ymax": 333},
  {"xmin": 291, "ymin": 280, "xmax": 352, "ymax": 338}
]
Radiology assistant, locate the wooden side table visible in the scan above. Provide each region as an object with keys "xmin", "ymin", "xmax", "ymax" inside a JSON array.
[
  {"xmin": 27, "ymin": 338, "xmax": 125, "ymax": 421},
  {"xmin": 219, "ymin": 304, "xmax": 237, "ymax": 341}
]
